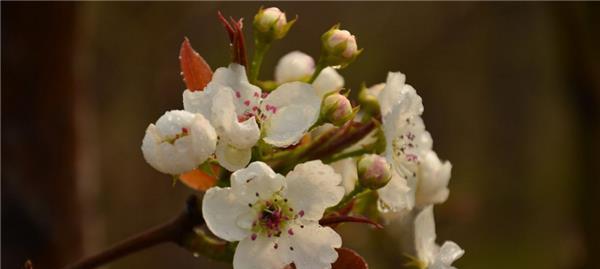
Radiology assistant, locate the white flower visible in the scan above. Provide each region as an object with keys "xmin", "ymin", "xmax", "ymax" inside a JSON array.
[
  {"xmin": 142, "ymin": 110, "xmax": 217, "ymax": 175},
  {"xmin": 275, "ymin": 51, "xmax": 315, "ymax": 84},
  {"xmin": 415, "ymin": 150, "xmax": 452, "ymax": 208},
  {"xmin": 260, "ymin": 82, "xmax": 321, "ymax": 147},
  {"xmin": 183, "ymin": 63, "xmax": 261, "ymax": 171},
  {"xmin": 377, "ymin": 72, "xmax": 431, "ymax": 211},
  {"xmin": 202, "ymin": 161, "xmax": 345, "ymax": 269},
  {"xmin": 414, "ymin": 206, "xmax": 464, "ymax": 269}
]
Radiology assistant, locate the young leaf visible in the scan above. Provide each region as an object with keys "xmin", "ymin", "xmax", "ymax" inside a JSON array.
[
  {"xmin": 178, "ymin": 166, "xmax": 219, "ymax": 191},
  {"xmin": 332, "ymin": 248, "xmax": 368, "ymax": 269},
  {"xmin": 179, "ymin": 37, "xmax": 212, "ymax": 91}
]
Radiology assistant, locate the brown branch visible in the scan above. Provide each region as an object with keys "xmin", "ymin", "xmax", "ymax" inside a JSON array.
[{"xmin": 61, "ymin": 196, "xmax": 204, "ymax": 269}]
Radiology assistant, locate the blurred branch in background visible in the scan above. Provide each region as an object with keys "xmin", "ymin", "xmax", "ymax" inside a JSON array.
[{"xmin": 2, "ymin": 2, "xmax": 82, "ymax": 268}]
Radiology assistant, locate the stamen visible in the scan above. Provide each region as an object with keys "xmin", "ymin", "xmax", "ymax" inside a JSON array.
[
  {"xmin": 288, "ymin": 228, "xmax": 294, "ymax": 235},
  {"xmin": 251, "ymin": 234, "xmax": 257, "ymax": 241}
]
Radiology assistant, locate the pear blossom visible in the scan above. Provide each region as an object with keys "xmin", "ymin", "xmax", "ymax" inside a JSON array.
[
  {"xmin": 202, "ymin": 161, "xmax": 345, "ymax": 269},
  {"xmin": 414, "ymin": 206, "xmax": 464, "ymax": 269},
  {"xmin": 376, "ymin": 72, "xmax": 433, "ymax": 211},
  {"xmin": 183, "ymin": 63, "xmax": 261, "ymax": 171},
  {"xmin": 142, "ymin": 110, "xmax": 217, "ymax": 175}
]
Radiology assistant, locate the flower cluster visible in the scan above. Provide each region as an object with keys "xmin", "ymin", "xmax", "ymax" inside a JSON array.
[{"xmin": 141, "ymin": 7, "xmax": 463, "ymax": 269}]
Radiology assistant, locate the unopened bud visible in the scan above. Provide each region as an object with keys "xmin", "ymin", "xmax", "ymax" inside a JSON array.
[
  {"xmin": 322, "ymin": 93, "xmax": 353, "ymax": 126},
  {"xmin": 357, "ymin": 154, "xmax": 392, "ymax": 190},
  {"xmin": 320, "ymin": 25, "xmax": 361, "ymax": 68},
  {"xmin": 254, "ymin": 7, "xmax": 295, "ymax": 42}
]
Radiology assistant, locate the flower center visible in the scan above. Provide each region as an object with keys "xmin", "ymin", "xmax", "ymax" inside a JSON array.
[
  {"xmin": 249, "ymin": 194, "xmax": 301, "ymax": 238},
  {"xmin": 163, "ymin": 127, "xmax": 189, "ymax": 144}
]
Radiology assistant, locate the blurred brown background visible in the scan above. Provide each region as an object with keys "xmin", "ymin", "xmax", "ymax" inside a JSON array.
[{"xmin": 2, "ymin": 2, "xmax": 599, "ymax": 269}]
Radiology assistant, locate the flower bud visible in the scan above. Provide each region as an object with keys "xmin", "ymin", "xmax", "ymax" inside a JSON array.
[
  {"xmin": 320, "ymin": 25, "xmax": 361, "ymax": 68},
  {"xmin": 253, "ymin": 7, "xmax": 295, "ymax": 42},
  {"xmin": 357, "ymin": 154, "xmax": 392, "ymax": 190},
  {"xmin": 275, "ymin": 51, "xmax": 315, "ymax": 83},
  {"xmin": 358, "ymin": 83, "xmax": 384, "ymax": 116},
  {"xmin": 322, "ymin": 93, "xmax": 353, "ymax": 126}
]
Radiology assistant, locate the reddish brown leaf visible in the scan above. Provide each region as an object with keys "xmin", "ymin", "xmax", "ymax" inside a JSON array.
[
  {"xmin": 179, "ymin": 37, "xmax": 212, "ymax": 91},
  {"xmin": 179, "ymin": 165, "xmax": 219, "ymax": 191},
  {"xmin": 333, "ymin": 248, "xmax": 369, "ymax": 269}
]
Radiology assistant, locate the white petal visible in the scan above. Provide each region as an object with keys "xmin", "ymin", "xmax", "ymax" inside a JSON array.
[
  {"xmin": 313, "ymin": 67, "xmax": 344, "ymax": 98},
  {"xmin": 414, "ymin": 206, "xmax": 438, "ymax": 265},
  {"xmin": 416, "ymin": 150, "xmax": 452, "ymax": 207},
  {"xmin": 233, "ymin": 236, "xmax": 288, "ymax": 269},
  {"xmin": 377, "ymin": 170, "xmax": 412, "ymax": 211},
  {"xmin": 230, "ymin": 162, "xmax": 286, "ymax": 204},
  {"xmin": 141, "ymin": 111, "xmax": 217, "ymax": 175},
  {"xmin": 211, "ymin": 87, "xmax": 260, "ymax": 149},
  {"xmin": 437, "ymin": 241, "xmax": 464, "ymax": 267},
  {"xmin": 216, "ymin": 141, "xmax": 252, "ymax": 172},
  {"xmin": 284, "ymin": 160, "xmax": 345, "ymax": 221},
  {"xmin": 330, "ymin": 158, "xmax": 358, "ymax": 194},
  {"xmin": 275, "ymin": 51, "xmax": 315, "ymax": 83},
  {"xmin": 262, "ymin": 104, "xmax": 317, "ymax": 147},
  {"xmin": 277, "ymin": 223, "xmax": 342, "ymax": 269},
  {"xmin": 385, "ymin": 115, "xmax": 431, "ymax": 180},
  {"xmin": 377, "ymin": 72, "xmax": 406, "ymax": 116},
  {"xmin": 212, "ymin": 64, "xmax": 262, "ymax": 117},
  {"xmin": 182, "ymin": 88, "xmax": 214, "ymax": 119},
  {"xmin": 261, "ymin": 82, "xmax": 321, "ymax": 147},
  {"xmin": 202, "ymin": 187, "xmax": 251, "ymax": 242}
]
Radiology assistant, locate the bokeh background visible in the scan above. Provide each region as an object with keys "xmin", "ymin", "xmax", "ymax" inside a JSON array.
[{"xmin": 3, "ymin": 2, "xmax": 599, "ymax": 269}]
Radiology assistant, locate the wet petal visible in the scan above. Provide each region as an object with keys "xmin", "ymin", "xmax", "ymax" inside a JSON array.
[
  {"xmin": 216, "ymin": 140, "xmax": 252, "ymax": 172},
  {"xmin": 202, "ymin": 187, "xmax": 252, "ymax": 242},
  {"xmin": 377, "ymin": 170, "xmax": 412, "ymax": 212},
  {"xmin": 284, "ymin": 160, "xmax": 344, "ymax": 221},
  {"xmin": 230, "ymin": 161, "xmax": 286, "ymax": 204},
  {"xmin": 142, "ymin": 110, "xmax": 217, "ymax": 175},
  {"xmin": 313, "ymin": 67, "xmax": 344, "ymax": 98},
  {"xmin": 275, "ymin": 51, "xmax": 315, "ymax": 83},
  {"xmin": 211, "ymin": 87, "xmax": 260, "ymax": 149},
  {"xmin": 277, "ymin": 223, "xmax": 342, "ymax": 269},
  {"xmin": 233, "ymin": 236, "xmax": 289, "ymax": 269},
  {"xmin": 330, "ymin": 158, "xmax": 358, "ymax": 194},
  {"xmin": 415, "ymin": 150, "xmax": 452, "ymax": 207},
  {"xmin": 261, "ymin": 82, "xmax": 321, "ymax": 147}
]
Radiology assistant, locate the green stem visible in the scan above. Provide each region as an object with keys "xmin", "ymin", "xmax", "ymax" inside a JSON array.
[
  {"xmin": 249, "ymin": 43, "xmax": 270, "ymax": 84},
  {"xmin": 331, "ymin": 185, "xmax": 369, "ymax": 212},
  {"xmin": 324, "ymin": 148, "xmax": 370, "ymax": 164}
]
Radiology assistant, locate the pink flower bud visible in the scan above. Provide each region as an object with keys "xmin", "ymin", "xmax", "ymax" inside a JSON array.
[
  {"xmin": 322, "ymin": 93, "xmax": 353, "ymax": 126},
  {"xmin": 357, "ymin": 154, "xmax": 392, "ymax": 190}
]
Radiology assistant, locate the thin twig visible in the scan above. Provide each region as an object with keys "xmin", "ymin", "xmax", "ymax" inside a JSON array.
[{"xmin": 62, "ymin": 196, "xmax": 204, "ymax": 269}]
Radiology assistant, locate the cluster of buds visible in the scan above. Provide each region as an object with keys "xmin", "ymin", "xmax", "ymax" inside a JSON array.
[{"xmin": 138, "ymin": 6, "xmax": 463, "ymax": 269}]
